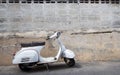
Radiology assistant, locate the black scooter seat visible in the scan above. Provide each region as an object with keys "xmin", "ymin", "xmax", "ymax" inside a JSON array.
[{"xmin": 21, "ymin": 42, "xmax": 45, "ymax": 47}]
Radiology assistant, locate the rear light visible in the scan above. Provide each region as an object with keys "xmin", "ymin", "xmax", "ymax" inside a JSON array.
[{"xmin": 13, "ymin": 52, "xmax": 16, "ymax": 56}]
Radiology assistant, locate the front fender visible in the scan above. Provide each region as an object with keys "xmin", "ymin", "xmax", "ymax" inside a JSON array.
[
  {"xmin": 62, "ymin": 49, "xmax": 75, "ymax": 58},
  {"xmin": 12, "ymin": 50, "xmax": 39, "ymax": 64}
]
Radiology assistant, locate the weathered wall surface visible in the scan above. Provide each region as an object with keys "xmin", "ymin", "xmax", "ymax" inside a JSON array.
[
  {"xmin": 0, "ymin": 4, "xmax": 120, "ymax": 32},
  {"xmin": 0, "ymin": 3, "xmax": 120, "ymax": 65},
  {"xmin": 0, "ymin": 30, "xmax": 120, "ymax": 65}
]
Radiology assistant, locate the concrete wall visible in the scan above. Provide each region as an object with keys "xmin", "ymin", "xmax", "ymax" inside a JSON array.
[
  {"xmin": 0, "ymin": 3, "xmax": 120, "ymax": 32},
  {"xmin": 0, "ymin": 3, "xmax": 120, "ymax": 65}
]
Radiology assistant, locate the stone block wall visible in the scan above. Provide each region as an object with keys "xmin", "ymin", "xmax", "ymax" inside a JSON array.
[
  {"xmin": 0, "ymin": 3, "xmax": 120, "ymax": 32},
  {"xmin": 0, "ymin": 3, "xmax": 120, "ymax": 65}
]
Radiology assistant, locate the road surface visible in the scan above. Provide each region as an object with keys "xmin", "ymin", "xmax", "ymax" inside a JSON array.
[{"xmin": 0, "ymin": 62, "xmax": 120, "ymax": 75}]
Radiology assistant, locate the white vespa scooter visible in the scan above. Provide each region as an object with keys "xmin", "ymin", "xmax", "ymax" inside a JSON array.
[{"xmin": 12, "ymin": 32, "xmax": 75, "ymax": 71}]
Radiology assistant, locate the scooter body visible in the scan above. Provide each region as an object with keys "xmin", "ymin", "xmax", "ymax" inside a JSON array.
[
  {"xmin": 12, "ymin": 32, "xmax": 75, "ymax": 71},
  {"xmin": 13, "ymin": 46, "xmax": 44, "ymax": 64}
]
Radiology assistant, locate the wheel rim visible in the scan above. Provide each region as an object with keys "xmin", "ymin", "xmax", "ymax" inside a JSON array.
[
  {"xmin": 64, "ymin": 58, "xmax": 75, "ymax": 67},
  {"xmin": 19, "ymin": 64, "xmax": 30, "ymax": 71}
]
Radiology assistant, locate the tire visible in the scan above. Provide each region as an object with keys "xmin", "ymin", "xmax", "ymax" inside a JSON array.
[
  {"xmin": 18, "ymin": 64, "xmax": 31, "ymax": 71},
  {"xmin": 64, "ymin": 58, "xmax": 75, "ymax": 67}
]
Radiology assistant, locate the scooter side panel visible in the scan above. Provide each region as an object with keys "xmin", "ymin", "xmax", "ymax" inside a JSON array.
[
  {"xmin": 12, "ymin": 50, "xmax": 39, "ymax": 64},
  {"xmin": 62, "ymin": 49, "xmax": 75, "ymax": 58}
]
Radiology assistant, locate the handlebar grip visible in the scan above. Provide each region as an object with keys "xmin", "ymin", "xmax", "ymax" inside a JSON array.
[
  {"xmin": 56, "ymin": 32, "xmax": 61, "ymax": 38},
  {"xmin": 46, "ymin": 36, "xmax": 50, "ymax": 40}
]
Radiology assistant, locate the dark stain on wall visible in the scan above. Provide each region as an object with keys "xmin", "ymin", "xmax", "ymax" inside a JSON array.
[
  {"xmin": 0, "ymin": 18, "xmax": 7, "ymax": 23},
  {"xmin": 113, "ymin": 20, "xmax": 120, "ymax": 28}
]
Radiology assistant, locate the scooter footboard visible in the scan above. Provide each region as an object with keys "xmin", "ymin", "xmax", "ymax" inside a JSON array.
[
  {"xmin": 62, "ymin": 49, "xmax": 75, "ymax": 58},
  {"xmin": 12, "ymin": 50, "xmax": 39, "ymax": 64}
]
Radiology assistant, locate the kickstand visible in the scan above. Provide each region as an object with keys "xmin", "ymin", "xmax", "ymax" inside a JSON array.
[{"xmin": 45, "ymin": 63, "xmax": 49, "ymax": 72}]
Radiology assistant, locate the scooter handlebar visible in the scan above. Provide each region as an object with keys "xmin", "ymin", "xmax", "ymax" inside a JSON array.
[
  {"xmin": 46, "ymin": 35, "xmax": 50, "ymax": 40},
  {"xmin": 46, "ymin": 32, "xmax": 61, "ymax": 40},
  {"xmin": 56, "ymin": 32, "xmax": 61, "ymax": 38}
]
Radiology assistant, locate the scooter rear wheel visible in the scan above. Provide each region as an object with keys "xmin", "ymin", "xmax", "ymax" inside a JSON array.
[
  {"xmin": 64, "ymin": 58, "xmax": 75, "ymax": 67},
  {"xmin": 18, "ymin": 64, "xmax": 31, "ymax": 71}
]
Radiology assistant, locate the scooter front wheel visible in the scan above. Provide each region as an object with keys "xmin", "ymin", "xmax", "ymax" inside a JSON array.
[{"xmin": 64, "ymin": 58, "xmax": 75, "ymax": 67}]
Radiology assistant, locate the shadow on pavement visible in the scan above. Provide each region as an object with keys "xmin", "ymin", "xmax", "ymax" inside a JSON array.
[{"xmin": 24, "ymin": 62, "xmax": 82, "ymax": 73}]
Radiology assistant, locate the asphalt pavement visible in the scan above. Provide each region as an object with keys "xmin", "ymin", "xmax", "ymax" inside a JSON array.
[{"xmin": 0, "ymin": 61, "xmax": 120, "ymax": 75}]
